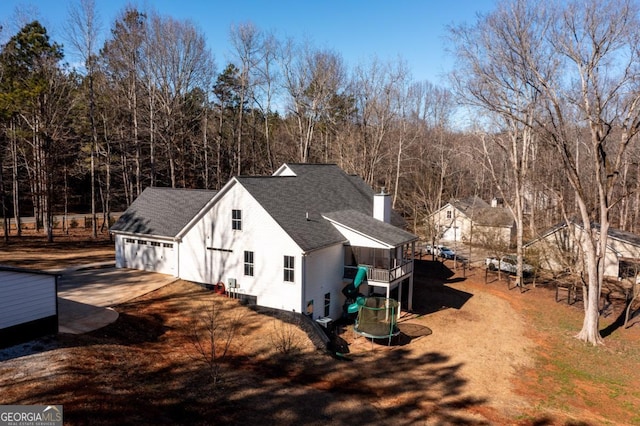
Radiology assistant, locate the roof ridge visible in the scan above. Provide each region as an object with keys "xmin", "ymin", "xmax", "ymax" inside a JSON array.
[
  {"xmin": 146, "ymin": 186, "xmax": 217, "ymax": 193},
  {"xmin": 285, "ymin": 162, "xmax": 338, "ymax": 166},
  {"xmin": 236, "ymin": 175, "xmax": 296, "ymax": 179}
]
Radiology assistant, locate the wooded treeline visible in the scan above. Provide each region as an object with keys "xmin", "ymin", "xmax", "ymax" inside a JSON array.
[{"xmin": 0, "ymin": 0, "xmax": 638, "ymax": 249}]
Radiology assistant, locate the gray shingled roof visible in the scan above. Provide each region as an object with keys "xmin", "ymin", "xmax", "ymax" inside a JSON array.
[
  {"xmin": 111, "ymin": 165, "xmax": 415, "ymax": 251},
  {"xmin": 592, "ymin": 223, "xmax": 640, "ymax": 247},
  {"xmin": 451, "ymin": 196, "xmax": 514, "ymax": 227},
  {"xmin": 237, "ymin": 164, "xmax": 410, "ymax": 252},
  {"xmin": 110, "ymin": 187, "xmax": 217, "ymax": 238},
  {"xmin": 525, "ymin": 221, "xmax": 640, "ymax": 248},
  {"xmin": 322, "ymin": 210, "xmax": 418, "ymax": 247}
]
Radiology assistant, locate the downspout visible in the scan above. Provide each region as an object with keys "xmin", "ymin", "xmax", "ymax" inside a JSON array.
[
  {"xmin": 301, "ymin": 252, "xmax": 307, "ymax": 318},
  {"xmin": 175, "ymin": 237, "xmax": 181, "ymax": 278}
]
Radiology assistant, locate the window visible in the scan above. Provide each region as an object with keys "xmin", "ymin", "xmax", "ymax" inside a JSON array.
[
  {"xmin": 324, "ymin": 292, "xmax": 331, "ymax": 317},
  {"xmin": 446, "ymin": 210, "xmax": 452, "ymax": 219},
  {"xmin": 137, "ymin": 239, "xmax": 147, "ymax": 245},
  {"xmin": 284, "ymin": 255, "xmax": 295, "ymax": 282},
  {"xmin": 232, "ymin": 209, "xmax": 242, "ymax": 230},
  {"xmin": 244, "ymin": 251, "xmax": 254, "ymax": 276},
  {"xmin": 150, "ymin": 241, "xmax": 161, "ymax": 247},
  {"xmin": 163, "ymin": 243, "xmax": 173, "ymax": 248},
  {"xmin": 125, "ymin": 238, "xmax": 135, "ymax": 244}
]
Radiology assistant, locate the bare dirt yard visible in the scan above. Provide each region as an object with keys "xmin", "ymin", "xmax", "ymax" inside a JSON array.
[{"xmin": 1, "ymin": 232, "xmax": 640, "ymax": 424}]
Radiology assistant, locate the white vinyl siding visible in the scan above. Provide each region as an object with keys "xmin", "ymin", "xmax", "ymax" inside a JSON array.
[
  {"xmin": 0, "ymin": 270, "xmax": 56, "ymax": 329},
  {"xmin": 179, "ymin": 181, "xmax": 303, "ymax": 312},
  {"xmin": 303, "ymin": 244, "xmax": 345, "ymax": 320}
]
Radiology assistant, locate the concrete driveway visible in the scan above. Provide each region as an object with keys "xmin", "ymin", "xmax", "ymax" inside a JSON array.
[{"xmin": 57, "ymin": 265, "xmax": 177, "ymax": 334}]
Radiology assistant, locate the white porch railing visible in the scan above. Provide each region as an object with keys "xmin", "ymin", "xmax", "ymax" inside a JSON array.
[{"xmin": 344, "ymin": 260, "xmax": 413, "ymax": 283}]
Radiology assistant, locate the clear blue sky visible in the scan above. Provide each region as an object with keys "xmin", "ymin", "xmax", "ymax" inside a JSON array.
[{"xmin": 0, "ymin": 0, "xmax": 497, "ymax": 85}]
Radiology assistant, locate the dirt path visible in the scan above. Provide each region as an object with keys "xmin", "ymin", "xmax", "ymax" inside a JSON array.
[
  {"xmin": 334, "ymin": 265, "xmax": 535, "ymax": 422},
  {"xmin": 411, "ymin": 280, "xmax": 534, "ymax": 417}
]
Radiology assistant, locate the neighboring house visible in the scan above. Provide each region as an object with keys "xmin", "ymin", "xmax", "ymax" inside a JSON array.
[
  {"xmin": 110, "ymin": 164, "xmax": 419, "ymax": 321},
  {"xmin": 428, "ymin": 196, "xmax": 515, "ymax": 245},
  {"xmin": 0, "ymin": 266, "xmax": 59, "ymax": 348},
  {"xmin": 525, "ymin": 221, "xmax": 640, "ymax": 280}
]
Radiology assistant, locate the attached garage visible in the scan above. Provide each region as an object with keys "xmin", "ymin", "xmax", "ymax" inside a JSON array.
[
  {"xmin": 117, "ymin": 237, "xmax": 175, "ymax": 274},
  {"xmin": 111, "ymin": 187, "xmax": 217, "ymax": 276},
  {"xmin": 0, "ymin": 266, "xmax": 59, "ymax": 348}
]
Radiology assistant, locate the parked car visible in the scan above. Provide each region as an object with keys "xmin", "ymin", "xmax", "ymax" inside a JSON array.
[
  {"xmin": 435, "ymin": 245, "xmax": 456, "ymax": 260},
  {"xmin": 485, "ymin": 255, "xmax": 534, "ymax": 275}
]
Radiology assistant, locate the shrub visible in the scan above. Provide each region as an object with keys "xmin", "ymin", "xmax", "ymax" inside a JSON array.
[{"xmin": 269, "ymin": 311, "xmax": 303, "ymax": 355}]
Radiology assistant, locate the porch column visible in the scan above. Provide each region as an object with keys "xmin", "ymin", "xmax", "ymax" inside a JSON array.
[
  {"xmin": 397, "ymin": 278, "xmax": 403, "ymax": 319},
  {"xmin": 408, "ymin": 241, "xmax": 415, "ymax": 312}
]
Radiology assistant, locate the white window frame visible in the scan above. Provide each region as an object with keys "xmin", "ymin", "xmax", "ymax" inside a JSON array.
[
  {"xmin": 232, "ymin": 209, "xmax": 242, "ymax": 231},
  {"xmin": 244, "ymin": 251, "xmax": 254, "ymax": 276},
  {"xmin": 284, "ymin": 255, "xmax": 295, "ymax": 282},
  {"xmin": 324, "ymin": 292, "xmax": 331, "ymax": 317}
]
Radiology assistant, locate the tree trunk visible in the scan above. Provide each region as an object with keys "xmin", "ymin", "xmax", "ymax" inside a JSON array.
[
  {"xmin": 91, "ymin": 145, "xmax": 97, "ymax": 237},
  {"xmin": 574, "ymin": 200, "xmax": 604, "ymax": 345},
  {"xmin": 133, "ymin": 79, "xmax": 141, "ymax": 197},
  {"xmin": 203, "ymin": 108, "xmax": 209, "ymax": 188},
  {"xmin": 11, "ymin": 120, "xmax": 21, "ymax": 237},
  {"xmin": 1, "ymin": 162, "xmax": 8, "ymax": 243},
  {"xmin": 393, "ymin": 135, "xmax": 403, "ymax": 209}
]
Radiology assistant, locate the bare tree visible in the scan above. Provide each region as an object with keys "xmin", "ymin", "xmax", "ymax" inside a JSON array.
[
  {"xmin": 348, "ymin": 58, "xmax": 407, "ymax": 185},
  {"xmin": 144, "ymin": 12, "xmax": 214, "ymax": 187},
  {"xmin": 281, "ymin": 41, "xmax": 346, "ymax": 162},
  {"xmin": 451, "ymin": 0, "xmax": 640, "ymax": 345},
  {"xmin": 537, "ymin": 0, "xmax": 640, "ymax": 344},
  {"xmin": 252, "ymin": 30, "xmax": 280, "ymax": 173},
  {"xmin": 102, "ymin": 7, "xmax": 147, "ymax": 202},
  {"xmin": 188, "ymin": 298, "xmax": 243, "ymax": 386},
  {"xmin": 66, "ymin": 0, "xmax": 102, "ymax": 238},
  {"xmin": 450, "ymin": 0, "xmax": 546, "ymax": 287},
  {"xmin": 229, "ymin": 22, "xmax": 260, "ymax": 175}
]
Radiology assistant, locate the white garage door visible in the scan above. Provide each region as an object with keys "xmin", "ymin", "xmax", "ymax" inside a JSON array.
[
  {"xmin": 442, "ymin": 226, "xmax": 461, "ymax": 241},
  {"xmin": 125, "ymin": 239, "xmax": 175, "ymax": 274}
]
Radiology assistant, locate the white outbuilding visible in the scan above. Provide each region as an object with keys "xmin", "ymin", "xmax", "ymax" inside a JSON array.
[{"xmin": 0, "ymin": 265, "xmax": 59, "ymax": 348}]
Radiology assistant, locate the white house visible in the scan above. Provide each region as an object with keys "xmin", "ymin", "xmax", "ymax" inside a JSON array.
[
  {"xmin": 0, "ymin": 265, "xmax": 59, "ymax": 348},
  {"xmin": 110, "ymin": 164, "xmax": 418, "ymax": 321},
  {"xmin": 525, "ymin": 221, "xmax": 640, "ymax": 280},
  {"xmin": 428, "ymin": 196, "xmax": 515, "ymax": 245}
]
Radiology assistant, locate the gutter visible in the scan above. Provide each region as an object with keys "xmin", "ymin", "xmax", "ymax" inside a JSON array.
[{"xmin": 110, "ymin": 230, "xmax": 179, "ymax": 242}]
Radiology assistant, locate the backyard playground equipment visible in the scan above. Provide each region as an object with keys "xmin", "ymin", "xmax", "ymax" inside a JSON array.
[
  {"xmin": 353, "ymin": 297, "xmax": 400, "ymax": 345},
  {"xmin": 342, "ymin": 266, "xmax": 401, "ymax": 345},
  {"xmin": 343, "ymin": 266, "xmax": 368, "ymax": 314}
]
